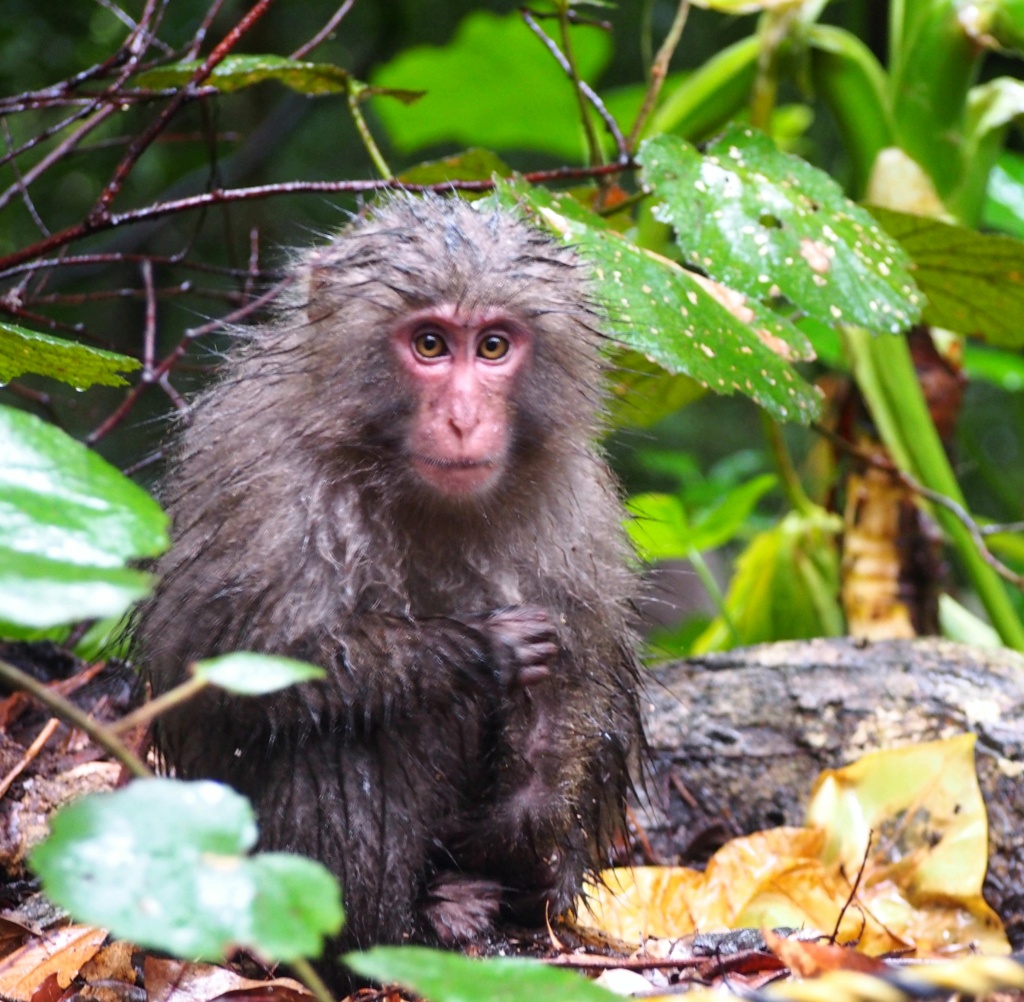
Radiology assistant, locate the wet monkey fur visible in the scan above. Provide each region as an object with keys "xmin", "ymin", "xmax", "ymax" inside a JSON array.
[{"xmin": 138, "ymin": 194, "xmax": 644, "ymax": 962}]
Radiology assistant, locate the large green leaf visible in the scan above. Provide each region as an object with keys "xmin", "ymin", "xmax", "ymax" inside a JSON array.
[
  {"xmin": 370, "ymin": 11, "xmax": 611, "ymax": 159},
  {"xmin": 0, "ymin": 321, "xmax": 139, "ymax": 390},
  {"xmin": 492, "ymin": 180, "xmax": 821, "ymax": 424},
  {"xmin": 346, "ymin": 946, "xmax": 615, "ymax": 1002},
  {"xmin": 639, "ymin": 129, "xmax": 923, "ymax": 334},
  {"xmin": 0, "ymin": 550, "xmax": 152, "ymax": 631},
  {"xmin": 31, "ymin": 780, "xmax": 343, "ymax": 963},
  {"xmin": 0, "ymin": 405, "xmax": 168, "ymax": 630},
  {"xmin": 871, "ymin": 206, "xmax": 1024, "ymax": 348}
]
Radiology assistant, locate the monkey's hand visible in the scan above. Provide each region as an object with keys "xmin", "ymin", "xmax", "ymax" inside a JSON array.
[
  {"xmin": 423, "ymin": 873, "xmax": 502, "ymax": 945},
  {"xmin": 481, "ymin": 605, "xmax": 558, "ymax": 688}
]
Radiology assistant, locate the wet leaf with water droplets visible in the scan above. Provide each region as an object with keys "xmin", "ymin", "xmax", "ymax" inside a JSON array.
[
  {"xmin": 639, "ymin": 129, "xmax": 923, "ymax": 334},
  {"xmin": 490, "ymin": 179, "xmax": 822, "ymax": 424}
]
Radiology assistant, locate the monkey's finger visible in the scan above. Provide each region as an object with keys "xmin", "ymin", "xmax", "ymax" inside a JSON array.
[
  {"xmin": 517, "ymin": 665, "xmax": 552, "ymax": 687},
  {"xmin": 522, "ymin": 641, "xmax": 558, "ymax": 664}
]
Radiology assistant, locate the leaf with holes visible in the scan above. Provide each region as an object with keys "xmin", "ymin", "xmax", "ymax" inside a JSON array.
[
  {"xmin": 639, "ymin": 129, "xmax": 922, "ymax": 333},
  {"xmin": 491, "ymin": 180, "xmax": 821, "ymax": 424}
]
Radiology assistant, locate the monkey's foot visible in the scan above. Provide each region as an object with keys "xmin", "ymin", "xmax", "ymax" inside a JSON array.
[{"xmin": 424, "ymin": 873, "xmax": 502, "ymax": 945}]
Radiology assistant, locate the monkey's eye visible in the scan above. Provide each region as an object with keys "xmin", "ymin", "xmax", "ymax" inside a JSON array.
[
  {"xmin": 478, "ymin": 334, "xmax": 510, "ymax": 360},
  {"xmin": 413, "ymin": 331, "xmax": 449, "ymax": 358}
]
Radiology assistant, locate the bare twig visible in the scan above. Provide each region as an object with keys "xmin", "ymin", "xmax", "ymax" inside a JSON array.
[
  {"xmin": 0, "ymin": 161, "xmax": 634, "ymax": 279},
  {"xmin": 521, "ymin": 9, "xmax": 628, "ymax": 164},
  {"xmin": 292, "ymin": 0, "xmax": 357, "ymax": 60},
  {"xmin": 0, "ymin": 718, "xmax": 61, "ymax": 800},
  {"xmin": 86, "ymin": 274, "xmax": 296, "ymax": 443},
  {"xmin": 90, "ymin": 0, "xmax": 275, "ymax": 220}
]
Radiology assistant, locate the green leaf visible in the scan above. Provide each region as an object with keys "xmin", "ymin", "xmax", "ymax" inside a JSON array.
[
  {"xmin": 963, "ymin": 341, "xmax": 1024, "ymax": 390},
  {"xmin": 889, "ymin": 0, "xmax": 979, "ymax": 198},
  {"xmin": 138, "ymin": 55, "xmax": 352, "ymax": 97},
  {"xmin": 626, "ymin": 493, "xmax": 691, "ymax": 562},
  {"xmin": 0, "ymin": 550, "xmax": 153, "ymax": 630},
  {"xmin": 627, "ymin": 475, "xmax": 776, "ymax": 561},
  {"xmin": 0, "ymin": 405, "xmax": 168, "ymax": 630},
  {"xmin": 982, "ymin": 152, "xmax": 1024, "ymax": 239},
  {"xmin": 195, "ymin": 652, "xmax": 326, "ymax": 695},
  {"xmin": 965, "ymin": 0, "xmax": 1024, "ymax": 52},
  {"xmin": 607, "ymin": 350, "xmax": 706, "ymax": 428},
  {"xmin": 870, "ymin": 206, "xmax": 1024, "ymax": 348},
  {"xmin": 639, "ymin": 129, "xmax": 923, "ymax": 334},
  {"xmin": 345, "ymin": 946, "xmax": 615, "ymax": 1002},
  {"xmin": 648, "ymin": 37, "xmax": 759, "ymax": 142},
  {"xmin": 31, "ymin": 780, "xmax": 343, "ymax": 963},
  {"xmin": 370, "ymin": 11, "xmax": 611, "ymax": 159},
  {"xmin": 0, "ymin": 322, "xmax": 139, "ymax": 390},
  {"xmin": 955, "ymin": 78, "xmax": 1024, "ymax": 223},
  {"xmin": 694, "ymin": 509, "xmax": 844, "ymax": 652},
  {"xmin": 398, "ymin": 148, "xmax": 512, "ymax": 185},
  {"xmin": 492, "ymin": 179, "xmax": 822, "ymax": 424}
]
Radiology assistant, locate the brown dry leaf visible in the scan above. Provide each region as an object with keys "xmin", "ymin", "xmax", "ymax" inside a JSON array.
[
  {"xmin": 694, "ymin": 828, "xmax": 826, "ymax": 926},
  {"xmin": 579, "ymin": 865, "xmax": 705, "ymax": 941},
  {"xmin": 79, "ymin": 940, "xmax": 136, "ymax": 984},
  {"xmin": 807, "ymin": 733, "xmax": 1007, "ymax": 955},
  {"xmin": 144, "ymin": 958, "xmax": 310, "ymax": 1002},
  {"xmin": 763, "ymin": 929, "xmax": 887, "ymax": 977},
  {"xmin": 581, "ymin": 735, "xmax": 1006, "ymax": 958},
  {"xmin": 0, "ymin": 925, "xmax": 108, "ymax": 1000},
  {"xmin": 732, "ymin": 859, "xmax": 907, "ymax": 955}
]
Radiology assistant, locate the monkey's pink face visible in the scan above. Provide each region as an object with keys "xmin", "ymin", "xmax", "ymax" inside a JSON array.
[{"xmin": 392, "ymin": 306, "xmax": 531, "ymax": 498}]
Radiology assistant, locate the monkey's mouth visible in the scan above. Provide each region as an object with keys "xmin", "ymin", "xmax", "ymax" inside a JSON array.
[{"xmin": 412, "ymin": 454, "xmax": 500, "ymax": 495}]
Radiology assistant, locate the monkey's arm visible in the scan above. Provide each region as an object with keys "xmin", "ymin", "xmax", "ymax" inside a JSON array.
[{"xmin": 296, "ymin": 606, "xmax": 557, "ymax": 730}]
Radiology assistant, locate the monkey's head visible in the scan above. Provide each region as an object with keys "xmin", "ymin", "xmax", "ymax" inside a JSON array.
[{"xmin": 279, "ymin": 194, "xmax": 606, "ymax": 506}]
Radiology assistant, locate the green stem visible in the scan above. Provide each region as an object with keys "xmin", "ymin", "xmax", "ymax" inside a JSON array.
[
  {"xmin": 688, "ymin": 548, "xmax": 739, "ymax": 647},
  {"xmin": 291, "ymin": 957, "xmax": 335, "ymax": 1002},
  {"xmin": 844, "ymin": 328, "xmax": 1024, "ymax": 650},
  {"xmin": 761, "ymin": 411, "xmax": 816, "ymax": 517},
  {"xmin": 0, "ymin": 658, "xmax": 151, "ymax": 778},
  {"xmin": 347, "ymin": 83, "xmax": 392, "ymax": 181},
  {"xmin": 627, "ymin": 0, "xmax": 691, "ymax": 151},
  {"xmin": 110, "ymin": 674, "xmax": 208, "ymax": 736}
]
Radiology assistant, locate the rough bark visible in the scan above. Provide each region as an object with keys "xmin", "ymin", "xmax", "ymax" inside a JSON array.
[{"xmin": 636, "ymin": 637, "xmax": 1024, "ymax": 946}]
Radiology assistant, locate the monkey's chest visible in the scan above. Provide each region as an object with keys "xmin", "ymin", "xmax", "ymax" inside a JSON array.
[{"xmin": 403, "ymin": 558, "xmax": 525, "ymax": 615}]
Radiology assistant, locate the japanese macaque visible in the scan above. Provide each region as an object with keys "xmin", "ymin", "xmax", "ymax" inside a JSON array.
[{"xmin": 137, "ymin": 193, "xmax": 643, "ymax": 964}]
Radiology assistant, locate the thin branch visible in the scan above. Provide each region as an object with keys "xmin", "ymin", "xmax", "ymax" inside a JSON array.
[
  {"xmin": 90, "ymin": 0, "xmax": 275, "ymax": 220},
  {"xmin": 86, "ymin": 275, "xmax": 296, "ymax": 443},
  {"xmin": 0, "ymin": 161, "xmax": 634, "ymax": 278},
  {"xmin": 185, "ymin": 0, "xmax": 230, "ymax": 60},
  {"xmin": 0, "ymin": 718, "xmax": 61, "ymax": 800},
  {"xmin": 347, "ymin": 82, "xmax": 393, "ymax": 180},
  {"xmin": 521, "ymin": 8, "xmax": 628, "ymax": 164},
  {"xmin": 627, "ymin": 0, "xmax": 690, "ymax": 150},
  {"xmin": 0, "ymin": 105, "xmax": 119, "ymax": 214},
  {"xmin": 292, "ymin": 0, "xmax": 357, "ymax": 60}
]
